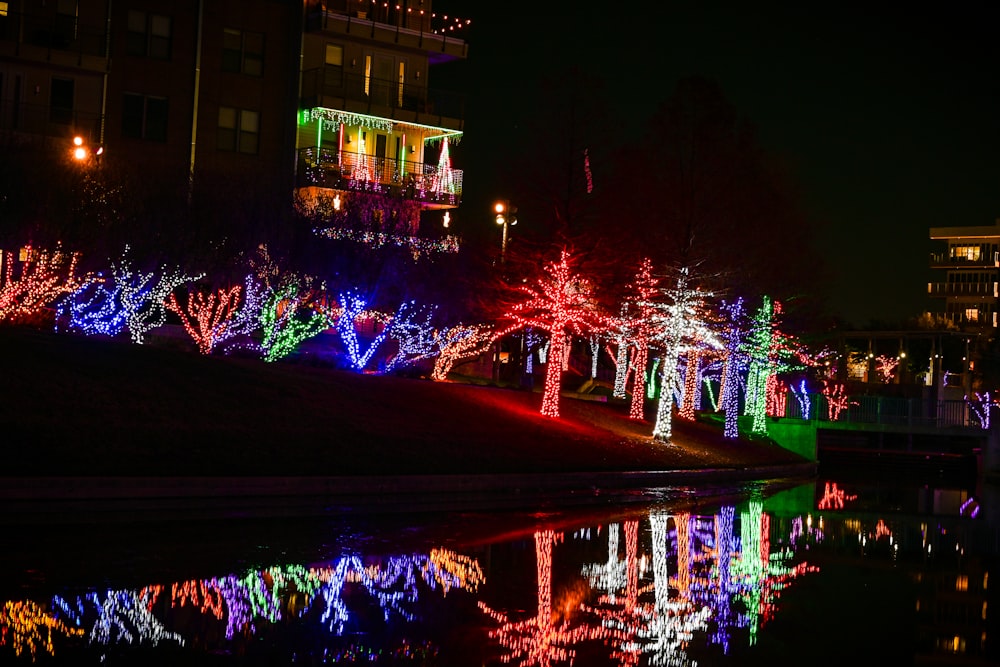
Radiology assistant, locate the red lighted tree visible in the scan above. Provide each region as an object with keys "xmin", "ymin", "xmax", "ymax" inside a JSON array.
[
  {"xmin": 498, "ymin": 248, "xmax": 610, "ymax": 418},
  {"xmin": 0, "ymin": 245, "xmax": 93, "ymax": 325},
  {"xmin": 165, "ymin": 284, "xmax": 243, "ymax": 355}
]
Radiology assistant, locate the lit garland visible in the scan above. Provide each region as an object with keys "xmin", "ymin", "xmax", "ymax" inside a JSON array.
[
  {"xmin": 431, "ymin": 137, "xmax": 457, "ymax": 196},
  {"xmin": 678, "ymin": 350, "xmax": 703, "ymax": 421},
  {"xmin": 110, "ymin": 247, "xmax": 204, "ymax": 344},
  {"xmin": 741, "ymin": 298, "xmax": 802, "ymax": 435},
  {"xmin": 0, "ymin": 599, "xmax": 84, "ymax": 660},
  {"xmin": 259, "ymin": 279, "xmax": 327, "ymax": 362},
  {"xmin": 165, "ymin": 284, "xmax": 242, "ymax": 355},
  {"xmin": 306, "ymin": 108, "xmax": 394, "ymax": 132},
  {"xmin": 500, "ymin": 249, "xmax": 610, "ymax": 418},
  {"xmin": 0, "ymin": 244, "xmax": 93, "ymax": 325},
  {"xmin": 55, "ymin": 280, "xmax": 127, "ymax": 337}
]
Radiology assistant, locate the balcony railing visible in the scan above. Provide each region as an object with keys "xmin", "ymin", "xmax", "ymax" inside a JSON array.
[
  {"xmin": 297, "ymin": 146, "xmax": 462, "ymax": 207},
  {"xmin": 0, "ymin": 9, "xmax": 109, "ymax": 60},
  {"xmin": 927, "ymin": 282, "xmax": 998, "ymax": 297},
  {"xmin": 301, "ymin": 69, "xmax": 464, "ymax": 128},
  {"xmin": 929, "ymin": 252, "xmax": 1000, "ymax": 267},
  {"xmin": 0, "ymin": 99, "xmax": 102, "ymax": 145}
]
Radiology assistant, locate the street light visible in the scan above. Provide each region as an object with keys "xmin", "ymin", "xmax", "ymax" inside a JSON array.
[
  {"xmin": 494, "ymin": 200, "xmax": 517, "ymax": 262},
  {"xmin": 71, "ymin": 135, "xmax": 103, "ymax": 164}
]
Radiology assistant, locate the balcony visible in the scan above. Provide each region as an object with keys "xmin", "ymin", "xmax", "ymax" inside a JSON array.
[
  {"xmin": 304, "ymin": 1, "xmax": 468, "ymax": 64},
  {"xmin": 929, "ymin": 252, "xmax": 999, "ymax": 268},
  {"xmin": 301, "ymin": 69, "xmax": 464, "ymax": 132},
  {"xmin": 297, "ymin": 146, "xmax": 462, "ymax": 208},
  {"xmin": 0, "ymin": 8, "xmax": 109, "ymax": 69},
  {"xmin": 927, "ymin": 282, "xmax": 999, "ymax": 298}
]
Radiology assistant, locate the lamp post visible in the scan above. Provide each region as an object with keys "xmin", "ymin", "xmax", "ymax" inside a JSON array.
[{"xmin": 494, "ymin": 200, "xmax": 517, "ymax": 262}]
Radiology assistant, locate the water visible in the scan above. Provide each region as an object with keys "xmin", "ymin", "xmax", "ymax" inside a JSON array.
[{"xmin": 2, "ymin": 476, "xmax": 997, "ymax": 665}]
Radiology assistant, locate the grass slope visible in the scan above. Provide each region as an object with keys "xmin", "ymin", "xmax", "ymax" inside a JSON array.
[{"xmin": 1, "ymin": 328, "xmax": 807, "ymax": 477}]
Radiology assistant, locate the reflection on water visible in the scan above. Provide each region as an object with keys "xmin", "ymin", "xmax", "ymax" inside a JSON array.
[{"xmin": 2, "ymin": 478, "xmax": 998, "ymax": 665}]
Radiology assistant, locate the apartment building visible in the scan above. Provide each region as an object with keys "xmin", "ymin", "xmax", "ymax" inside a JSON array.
[
  {"xmin": 0, "ymin": 0, "xmax": 466, "ymax": 251},
  {"xmin": 929, "ymin": 221, "xmax": 1000, "ymax": 330}
]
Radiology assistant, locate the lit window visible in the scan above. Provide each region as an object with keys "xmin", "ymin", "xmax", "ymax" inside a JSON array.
[
  {"xmin": 0, "ymin": 3, "xmax": 8, "ymax": 17},
  {"xmin": 956, "ymin": 575, "xmax": 968, "ymax": 591}
]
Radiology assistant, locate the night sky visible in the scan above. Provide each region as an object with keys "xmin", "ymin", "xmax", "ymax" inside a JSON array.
[{"xmin": 432, "ymin": 2, "xmax": 1000, "ymax": 328}]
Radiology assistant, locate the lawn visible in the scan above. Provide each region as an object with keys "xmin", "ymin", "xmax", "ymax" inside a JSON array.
[{"xmin": 0, "ymin": 327, "xmax": 808, "ymax": 477}]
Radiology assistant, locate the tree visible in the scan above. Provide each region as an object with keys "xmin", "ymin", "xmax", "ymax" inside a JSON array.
[{"xmin": 495, "ymin": 247, "xmax": 610, "ymax": 418}]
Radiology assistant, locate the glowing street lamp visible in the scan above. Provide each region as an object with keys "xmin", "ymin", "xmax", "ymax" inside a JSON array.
[
  {"xmin": 71, "ymin": 135, "xmax": 103, "ymax": 163},
  {"xmin": 494, "ymin": 200, "xmax": 517, "ymax": 262}
]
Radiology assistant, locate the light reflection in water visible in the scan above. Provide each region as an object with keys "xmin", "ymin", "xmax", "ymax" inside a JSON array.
[{"xmin": 1, "ymin": 479, "xmax": 996, "ymax": 664}]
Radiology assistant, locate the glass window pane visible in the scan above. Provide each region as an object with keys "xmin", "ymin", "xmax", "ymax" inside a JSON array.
[
  {"xmin": 238, "ymin": 131, "xmax": 258, "ymax": 154},
  {"xmin": 218, "ymin": 106, "xmax": 236, "ymax": 129},
  {"xmin": 150, "ymin": 14, "xmax": 170, "ymax": 37},
  {"xmin": 325, "ymin": 44, "xmax": 342, "ymax": 66},
  {"xmin": 127, "ymin": 10, "xmax": 145, "ymax": 33},
  {"xmin": 145, "ymin": 97, "xmax": 168, "ymax": 141},
  {"xmin": 244, "ymin": 55, "xmax": 263, "ymax": 76},
  {"xmin": 122, "ymin": 93, "xmax": 144, "ymax": 138},
  {"xmin": 240, "ymin": 110, "xmax": 258, "ymax": 132},
  {"xmin": 244, "ymin": 31, "xmax": 263, "ymax": 55},
  {"xmin": 222, "ymin": 28, "xmax": 241, "ymax": 49}
]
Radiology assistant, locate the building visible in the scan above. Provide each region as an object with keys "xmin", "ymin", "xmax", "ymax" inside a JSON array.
[
  {"xmin": 0, "ymin": 0, "xmax": 466, "ymax": 257},
  {"xmin": 929, "ymin": 220, "xmax": 1000, "ymax": 330}
]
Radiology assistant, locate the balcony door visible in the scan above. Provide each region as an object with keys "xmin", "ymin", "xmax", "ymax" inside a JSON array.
[{"xmin": 371, "ymin": 53, "xmax": 394, "ymax": 107}]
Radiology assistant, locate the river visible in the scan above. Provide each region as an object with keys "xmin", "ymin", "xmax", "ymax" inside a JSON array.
[{"xmin": 1, "ymin": 473, "xmax": 997, "ymax": 665}]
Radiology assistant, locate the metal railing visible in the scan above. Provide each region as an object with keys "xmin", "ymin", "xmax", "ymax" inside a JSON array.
[
  {"xmin": 300, "ymin": 69, "xmax": 465, "ymax": 126},
  {"xmin": 0, "ymin": 9, "xmax": 108, "ymax": 59},
  {"xmin": 927, "ymin": 282, "xmax": 998, "ymax": 297},
  {"xmin": 782, "ymin": 393, "xmax": 982, "ymax": 430},
  {"xmin": 929, "ymin": 252, "xmax": 999, "ymax": 267},
  {"xmin": 297, "ymin": 146, "xmax": 462, "ymax": 206},
  {"xmin": 0, "ymin": 99, "xmax": 102, "ymax": 145}
]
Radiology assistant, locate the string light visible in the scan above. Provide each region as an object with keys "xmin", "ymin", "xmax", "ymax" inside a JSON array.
[
  {"xmin": 966, "ymin": 391, "xmax": 993, "ymax": 429},
  {"xmin": 0, "ymin": 244, "xmax": 93, "ymax": 325},
  {"xmin": 110, "ymin": 246, "xmax": 204, "ymax": 344},
  {"xmin": 259, "ymin": 279, "xmax": 327, "ymax": 362}
]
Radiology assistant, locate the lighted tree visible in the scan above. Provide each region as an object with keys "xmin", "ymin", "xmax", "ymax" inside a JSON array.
[
  {"xmin": 966, "ymin": 391, "xmax": 993, "ymax": 429},
  {"xmin": 499, "ymin": 248, "xmax": 610, "ymax": 418},
  {"xmin": 742, "ymin": 297, "xmax": 801, "ymax": 435},
  {"xmin": 334, "ymin": 290, "xmax": 391, "ymax": 371},
  {"xmin": 478, "ymin": 530, "xmax": 605, "ymax": 665},
  {"xmin": 0, "ymin": 245, "xmax": 93, "ymax": 325},
  {"xmin": 619, "ymin": 258, "xmax": 660, "ymax": 420},
  {"xmin": 259, "ymin": 278, "xmax": 327, "ymax": 363},
  {"xmin": 0, "ymin": 599, "xmax": 84, "ymax": 660},
  {"xmin": 875, "ymin": 354, "xmax": 899, "ymax": 383},
  {"xmin": 55, "ymin": 281, "xmax": 127, "ymax": 337},
  {"xmin": 431, "ymin": 323, "xmax": 512, "ymax": 381},
  {"xmin": 165, "ymin": 283, "xmax": 243, "ymax": 354},
  {"xmin": 110, "ymin": 247, "xmax": 204, "ymax": 344},
  {"xmin": 821, "ymin": 380, "xmax": 852, "ymax": 421},
  {"xmin": 718, "ymin": 298, "xmax": 749, "ymax": 438},
  {"xmin": 383, "ymin": 301, "xmax": 438, "ymax": 374},
  {"xmin": 648, "ymin": 266, "xmax": 716, "ymax": 443}
]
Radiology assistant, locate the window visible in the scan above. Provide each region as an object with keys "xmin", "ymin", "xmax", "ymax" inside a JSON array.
[
  {"xmin": 323, "ymin": 43, "xmax": 343, "ymax": 90},
  {"xmin": 218, "ymin": 107, "xmax": 259, "ymax": 154},
  {"xmin": 122, "ymin": 93, "xmax": 168, "ymax": 141},
  {"xmin": 50, "ymin": 77, "xmax": 74, "ymax": 124},
  {"xmin": 127, "ymin": 10, "xmax": 171, "ymax": 59},
  {"xmin": 222, "ymin": 28, "xmax": 264, "ymax": 76}
]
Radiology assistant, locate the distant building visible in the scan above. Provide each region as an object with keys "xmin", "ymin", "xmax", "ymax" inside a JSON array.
[{"xmin": 929, "ymin": 220, "xmax": 1000, "ymax": 330}]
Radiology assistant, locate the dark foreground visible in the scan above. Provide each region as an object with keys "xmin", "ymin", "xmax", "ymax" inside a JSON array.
[{"xmin": 0, "ymin": 327, "xmax": 810, "ymax": 478}]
